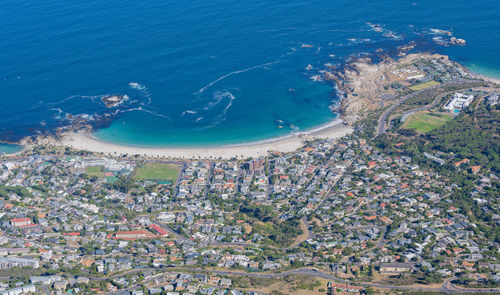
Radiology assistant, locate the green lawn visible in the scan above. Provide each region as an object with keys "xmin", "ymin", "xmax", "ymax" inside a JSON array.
[
  {"xmin": 404, "ymin": 112, "xmax": 453, "ymax": 133},
  {"xmin": 106, "ymin": 176, "xmax": 119, "ymax": 184},
  {"xmin": 85, "ymin": 166, "xmax": 103, "ymax": 177},
  {"xmin": 134, "ymin": 163, "xmax": 179, "ymax": 181},
  {"xmin": 409, "ymin": 80, "xmax": 440, "ymax": 91}
]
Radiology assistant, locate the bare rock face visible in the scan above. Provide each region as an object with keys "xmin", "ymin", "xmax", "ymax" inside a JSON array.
[
  {"xmin": 101, "ymin": 95, "xmax": 128, "ymax": 108},
  {"xmin": 450, "ymin": 37, "xmax": 466, "ymax": 46}
]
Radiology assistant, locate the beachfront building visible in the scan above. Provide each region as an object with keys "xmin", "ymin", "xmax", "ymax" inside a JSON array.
[{"xmin": 444, "ymin": 92, "xmax": 474, "ymax": 113}]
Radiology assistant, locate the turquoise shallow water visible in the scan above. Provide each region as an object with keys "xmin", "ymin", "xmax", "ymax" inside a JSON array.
[
  {"xmin": 0, "ymin": 0, "xmax": 499, "ymax": 146},
  {"xmin": 0, "ymin": 143, "xmax": 23, "ymax": 155}
]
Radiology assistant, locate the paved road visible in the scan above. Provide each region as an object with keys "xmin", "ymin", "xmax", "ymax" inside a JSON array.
[
  {"xmin": 399, "ymin": 86, "xmax": 497, "ymax": 125},
  {"xmin": 376, "ymin": 79, "xmax": 477, "ymax": 136},
  {"xmin": 102, "ymin": 266, "xmax": 500, "ymax": 294},
  {"xmin": 159, "ymin": 157, "xmax": 352, "ymax": 252}
]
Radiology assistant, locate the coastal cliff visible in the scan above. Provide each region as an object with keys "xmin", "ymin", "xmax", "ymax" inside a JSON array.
[{"xmin": 326, "ymin": 53, "xmax": 454, "ymax": 125}]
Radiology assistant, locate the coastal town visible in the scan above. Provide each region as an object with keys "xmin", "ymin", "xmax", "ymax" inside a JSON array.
[{"xmin": 0, "ymin": 52, "xmax": 498, "ymax": 295}]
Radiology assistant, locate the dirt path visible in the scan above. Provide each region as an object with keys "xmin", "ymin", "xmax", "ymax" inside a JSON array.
[{"xmin": 289, "ymin": 217, "xmax": 310, "ymax": 248}]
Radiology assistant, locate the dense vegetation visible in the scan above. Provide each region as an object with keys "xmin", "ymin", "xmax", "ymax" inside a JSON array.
[
  {"xmin": 240, "ymin": 202, "xmax": 303, "ymax": 246},
  {"xmin": 424, "ymin": 103, "xmax": 499, "ymax": 173},
  {"xmin": 0, "ymin": 185, "xmax": 32, "ymax": 199},
  {"xmin": 374, "ymin": 100, "xmax": 500, "ymax": 243}
]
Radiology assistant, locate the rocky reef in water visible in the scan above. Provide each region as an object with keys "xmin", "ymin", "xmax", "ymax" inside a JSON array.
[{"xmin": 101, "ymin": 94, "xmax": 128, "ymax": 108}]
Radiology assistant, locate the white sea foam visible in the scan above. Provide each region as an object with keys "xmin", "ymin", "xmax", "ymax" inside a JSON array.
[
  {"xmin": 196, "ymin": 91, "xmax": 236, "ymax": 130},
  {"xmin": 194, "ymin": 60, "xmax": 280, "ymax": 95},
  {"xmin": 120, "ymin": 107, "xmax": 171, "ymax": 121},
  {"xmin": 367, "ymin": 22, "xmax": 384, "ymax": 32},
  {"xmin": 50, "ymin": 108, "xmax": 63, "ymax": 113},
  {"xmin": 310, "ymin": 75, "xmax": 323, "ymax": 82},
  {"xmin": 111, "ymin": 95, "xmax": 130, "ymax": 107},
  {"xmin": 128, "ymin": 82, "xmax": 152, "ymax": 106},
  {"xmin": 221, "ymin": 93, "xmax": 235, "ymax": 113},
  {"xmin": 429, "ymin": 28, "xmax": 452, "ymax": 35},
  {"xmin": 366, "ymin": 22, "xmax": 403, "ymax": 40},
  {"xmin": 204, "ymin": 92, "xmax": 226, "ymax": 110},
  {"xmin": 53, "ymin": 94, "xmax": 124, "ymax": 108},
  {"xmin": 383, "ymin": 32, "xmax": 403, "ymax": 40},
  {"xmin": 182, "ymin": 110, "xmax": 197, "ymax": 116},
  {"xmin": 129, "ymin": 82, "xmax": 146, "ymax": 91},
  {"xmin": 142, "ymin": 109, "xmax": 170, "ymax": 121},
  {"xmin": 195, "ymin": 117, "xmax": 204, "ymax": 122}
]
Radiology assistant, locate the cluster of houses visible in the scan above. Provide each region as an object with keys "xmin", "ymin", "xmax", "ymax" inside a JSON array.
[{"xmin": 0, "ymin": 126, "xmax": 497, "ymax": 294}]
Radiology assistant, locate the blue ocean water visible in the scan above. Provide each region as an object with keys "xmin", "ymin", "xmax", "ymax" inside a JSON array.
[{"xmin": 1, "ymin": 0, "xmax": 499, "ymax": 146}]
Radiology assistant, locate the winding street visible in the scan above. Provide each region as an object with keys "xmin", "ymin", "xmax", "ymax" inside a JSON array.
[
  {"xmin": 99, "ymin": 266, "xmax": 500, "ymax": 294},
  {"xmin": 376, "ymin": 79, "xmax": 477, "ymax": 136}
]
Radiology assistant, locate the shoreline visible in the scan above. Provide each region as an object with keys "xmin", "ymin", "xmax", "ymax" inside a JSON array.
[
  {"xmin": 37, "ymin": 119, "xmax": 352, "ymax": 159},
  {"xmin": 89, "ymin": 118, "xmax": 346, "ymax": 150},
  {"xmin": 0, "ymin": 142, "xmax": 24, "ymax": 156},
  {"xmin": 331, "ymin": 52, "xmax": 500, "ymax": 126},
  {"xmin": 469, "ymin": 71, "xmax": 500, "ymax": 85},
  {"xmin": 16, "ymin": 52, "xmax": 499, "ymax": 160}
]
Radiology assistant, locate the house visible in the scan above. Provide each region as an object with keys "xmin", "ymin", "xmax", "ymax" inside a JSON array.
[
  {"xmin": 194, "ymin": 274, "xmax": 207, "ymax": 283},
  {"xmin": 470, "ymin": 166, "xmax": 481, "ymax": 174},
  {"xmin": 53, "ymin": 280, "xmax": 68, "ymax": 290},
  {"xmin": 220, "ymin": 278, "xmax": 232, "ymax": 287},
  {"xmin": 108, "ymin": 229, "xmax": 154, "ymax": 240},
  {"xmin": 10, "ymin": 218, "xmax": 34, "ymax": 228},
  {"xmin": 248, "ymin": 261, "xmax": 259, "ymax": 270},
  {"xmin": 30, "ymin": 275, "xmax": 61, "ymax": 285},
  {"xmin": 0, "ymin": 248, "xmax": 29, "ymax": 256},
  {"xmin": 76, "ymin": 277, "xmax": 89, "ymax": 284},
  {"xmin": 1, "ymin": 285, "xmax": 36, "ymax": 295},
  {"xmin": 0, "ymin": 257, "xmax": 39, "ymax": 269},
  {"xmin": 379, "ymin": 263, "xmax": 415, "ymax": 274},
  {"xmin": 147, "ymin": 224, "xmax": 169, "ymax": 236},
  {"xmin": 454, "ymin": 159, "xmax": 470, "ymax": 167}
]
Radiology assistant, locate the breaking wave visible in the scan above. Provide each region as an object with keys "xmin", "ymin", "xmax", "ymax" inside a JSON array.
[
  {"xmin": 194, "ymin": 60, "xmax": 280, "ymax": 95},
  {"xmin": 195, "ymin": 91, "xmax": 236, "ymax": 130},
  {"xmin": 366, "ymin": 22, "xmax": 404, "ymax": 40},
  {"xmin": 182, "ymin": 110, "xmax": 197, "ymax": 116},
  {"xmin": 129, "ymin": 82, "xmax": 146, "ymax": 91}
]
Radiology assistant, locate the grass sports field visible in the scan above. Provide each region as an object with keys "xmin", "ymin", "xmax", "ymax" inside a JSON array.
[
  {"xmin": 403, "ymin": 112, "xmax": 453, "ymax": 133},
  {"xmin": 85, "ymin": 166, "xmax": 103, "ymax": 177},
  {"xmin": 134, "ymin": 163, "xmax": 179, "ymax": 181},
  {"xmin": 409, "ymin": 80, "xmax": 440, "ymax": 91}
]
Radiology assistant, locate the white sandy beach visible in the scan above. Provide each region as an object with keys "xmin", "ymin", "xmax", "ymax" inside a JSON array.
[
  {"xmin": 472, "ymin": 73, "xmax": 500, "ymax": 85},
  {"xmin": 50, "ymin": 120, "xmax": 352, "ymax": 159}
]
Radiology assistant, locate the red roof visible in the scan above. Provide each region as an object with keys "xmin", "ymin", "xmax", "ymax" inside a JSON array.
[
  {"xmin": 63, "ymin": 232, "xmax": 81, "ymax": 236},
  {"xmin": 11, "ymin": 218, "xmax": 31, "ymax": 222},
  {"xmin": 108, "ymin": 229, "xmax": 153, "ymax": 240},
  {"xmin": 148, "ymin": 224, "xmax": 168, "ymax": 236}
]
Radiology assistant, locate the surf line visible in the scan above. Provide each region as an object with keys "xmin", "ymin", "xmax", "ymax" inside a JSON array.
[{"xmin": 194, "ymin": 60, "xmax": 280, "ymax": 95}]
